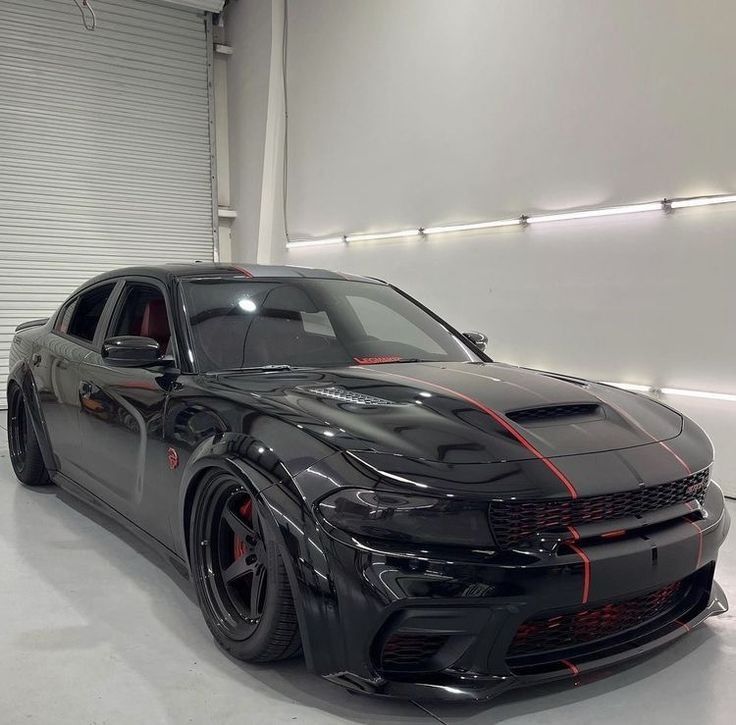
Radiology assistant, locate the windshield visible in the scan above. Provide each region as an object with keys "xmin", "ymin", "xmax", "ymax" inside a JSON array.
[{"xmin": 181, "ymin": 277, "xmax": 481, "ymax": 371}]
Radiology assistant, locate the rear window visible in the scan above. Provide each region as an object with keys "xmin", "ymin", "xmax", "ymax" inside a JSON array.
[
  {"xmin": 55, "ymin": 299, "xmax": 77, "ymax": 335},
  {"xmin": 60, "ymin": 283, "xmax": 116, "ymax": 342}
]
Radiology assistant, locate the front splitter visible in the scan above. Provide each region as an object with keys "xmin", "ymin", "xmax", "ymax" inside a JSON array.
[{"xmin": 324, "ymin": 581, "xmax": 729, "ymax": 702}]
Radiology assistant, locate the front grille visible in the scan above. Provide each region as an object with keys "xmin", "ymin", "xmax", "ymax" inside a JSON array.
[
  {"xmin": 489, "ymin": 467, "xmax": 709, "ymax": 549},
  {"xmin": 508, "ymin": 578, "xmax": 687, "ymax": 658},
  {"xmin": 506, "ymin": 403, "xmax": 600, "ymax": 425},
  {"xmin": 380, "ymin": 633, "xmax": 448, "ymax": 670}
]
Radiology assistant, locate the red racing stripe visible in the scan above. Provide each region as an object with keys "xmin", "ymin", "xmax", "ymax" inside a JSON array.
[
  {"xmin": 231, "ymin": 265, "xmax": 254, "ymax": 278},
  {"xmin": 567, "ymin": 542, "xmax": 591, "ymax": 604},
  {"xmin": 602, "ymin": 397, "xmax": 691, "ymax": 476},
  {"xmin": 368, "ymin": 369, "xmax": 579, "ymax": 499},
  {"xmin": 685, "ymin": 519, "xmax": 703, "ymax": 568},
  {"xmin": 659, "ymin": 440, "xmax": 692, "ymax": 475}
]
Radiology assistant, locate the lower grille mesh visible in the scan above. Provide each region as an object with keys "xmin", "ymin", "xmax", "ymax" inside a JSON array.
[
  {"xmin": 508, "ymin": 578, "xmax": 686, "ymax": 658},
  {"xmin": 380, "ymin": 633, "xmax": 448, "ymax": 669},
  {"xmin": 490, "ymin": 467, "xmax": 710, "ymax": 549}
]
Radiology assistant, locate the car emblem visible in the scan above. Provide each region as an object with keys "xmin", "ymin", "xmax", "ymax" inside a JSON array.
[{"xmin": 167, "ymin": 447, "xmax": 179, "ymax": 470}]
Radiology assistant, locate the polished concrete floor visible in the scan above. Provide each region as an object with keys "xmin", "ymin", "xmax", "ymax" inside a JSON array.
[{"xmin": 0, "ymin": 414, "xmax": 734, "ymax": 724}]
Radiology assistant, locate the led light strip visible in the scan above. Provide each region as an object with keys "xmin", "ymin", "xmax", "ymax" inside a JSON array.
[
  {"xmin": 602, "ymin": 382, "xmax": 736, "ymax": 403},
  {"xmin": 286, "ymin": 193, "xmax": 736, "ymax": 248}
]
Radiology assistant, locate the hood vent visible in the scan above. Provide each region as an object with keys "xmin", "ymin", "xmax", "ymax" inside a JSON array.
[
  {"xmin": 301, "ymin": 385, "xmax": 400, "ymax": 407},
  {"xmin": 506, "ymin": 403, "xmax": 602, "ymax": 426}
]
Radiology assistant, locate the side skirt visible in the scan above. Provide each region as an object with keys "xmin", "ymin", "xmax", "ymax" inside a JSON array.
[{"xmin": 52, "ymin": 471, "xmax": 191, "ymax": 581}]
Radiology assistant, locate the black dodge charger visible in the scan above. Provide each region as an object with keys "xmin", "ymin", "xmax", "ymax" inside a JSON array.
[{"xmin": 6, "ymin": 263, "xmax": 729, "ymax": 701}]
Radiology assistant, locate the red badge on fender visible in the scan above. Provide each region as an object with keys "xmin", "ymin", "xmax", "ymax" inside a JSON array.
[{"xmin": 167, "ymin": 447, "xmax": 179, "ymax": 470}]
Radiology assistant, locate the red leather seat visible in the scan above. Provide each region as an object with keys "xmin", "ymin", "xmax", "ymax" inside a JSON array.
[{"xmin": 140, "ymin": 298, "xmax": 170, "ymax": 350}]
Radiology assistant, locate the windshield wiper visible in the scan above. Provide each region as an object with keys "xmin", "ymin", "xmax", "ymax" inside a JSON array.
[
  {"xmin": 208, "ymin": 364, "xmax": 298, "ymax": 375},
  {"xmin": 353, "ymin": 358, "xmax": 435, "ymax": 366}
]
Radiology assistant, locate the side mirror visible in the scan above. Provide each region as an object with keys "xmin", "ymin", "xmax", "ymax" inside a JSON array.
[
  {"xmin": 463, "ymin": 331, "xmax": 488, "ymax": 352},
  {"xmin": 102, "ymin": 336, "xmax": 167, "ymax": 368}
]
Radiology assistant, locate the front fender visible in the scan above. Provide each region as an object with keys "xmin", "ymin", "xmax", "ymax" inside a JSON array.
[{"xmin": 175, "ymin": 431, "xmax": 296, "ymax": 562}]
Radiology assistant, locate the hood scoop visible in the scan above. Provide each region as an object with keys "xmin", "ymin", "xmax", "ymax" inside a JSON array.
[
  {"xmin": 300, "ymin": 385, "xmax": 402, "ymax": 407},
  {"xmin": 506, "ymin": 403, "xmax": 603, "ymax": 427}
]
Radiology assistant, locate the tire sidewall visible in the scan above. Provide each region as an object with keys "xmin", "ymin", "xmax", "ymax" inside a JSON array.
[
  {"xmin": 189, "ymin": 469, "xmax": 288, "ymax": 660},
  {"xmin": 7, "ymin": 385, "xmax": 49, "ymax": 487}
]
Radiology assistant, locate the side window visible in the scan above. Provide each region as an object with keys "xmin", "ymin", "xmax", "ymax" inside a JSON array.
[
  {"xmin": 346, "ymin": 295, "xmax": 444, "ymax": 354},
  {"xmin": 55, "ymin": 298, "xmax": 78, "ymax": 335},
  {"xmin": 65, "ymin": 284, "xmax": 116, "ymax": 342},
  {"xmin": 110, "ymin": 283, "xmax": 171, "ymax": 352}
]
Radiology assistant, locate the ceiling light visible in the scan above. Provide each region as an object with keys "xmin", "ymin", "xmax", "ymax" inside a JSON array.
[
  {"xmin": 527, "ymin": 202, "xmax": 663, "ymax": 224},
  {"xmin": 423, "ymin": 219, "xmax": 521, "ymax": 235},
  {"xmin": 285, "ymin": 193, "xmax": 736, "ymax": 248},
  {"xmin": 345, "ymin": 229, "xmax": 421, "ymax": 243},
  {"xmin": 670, "ymin": 195, "xmax": 736, "ymax": 209},
  {"xmin": 286, "ymin": 236, "xmax": 345, "ymax": 248},
  {"xmin": 660, "ymin": 387, "xmax": 736, "ymax": 402}
]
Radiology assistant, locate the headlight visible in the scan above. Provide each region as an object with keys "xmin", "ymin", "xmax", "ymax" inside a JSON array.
[{"xmin": 317, "ymin": 488, "xmax": 494, "ymax": 547}]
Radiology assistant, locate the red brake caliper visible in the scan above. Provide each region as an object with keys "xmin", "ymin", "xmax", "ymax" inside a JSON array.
[{"xmin": 232, "ymin": 498, "xmax": 253, "ymax": 560}]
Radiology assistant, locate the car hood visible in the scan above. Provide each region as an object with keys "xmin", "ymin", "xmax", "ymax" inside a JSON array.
[{"xmin": 209, "ymin": 361, "xmax": 683, "ymax": 465}]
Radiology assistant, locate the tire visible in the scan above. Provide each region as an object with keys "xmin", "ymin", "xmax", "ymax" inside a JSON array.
[
  {"xmin": 7, "ymin": 385, "xmax": 51, "ymax": 487},
  {"xmin": 189, "ymin": 470, "xmax": 302, "ymax": 663}
]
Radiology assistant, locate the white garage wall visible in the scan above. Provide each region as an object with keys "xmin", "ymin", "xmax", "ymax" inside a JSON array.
[
  {"xmin": 226, "ymin": 0, "xmax": 736, "ymax": 491},
  {"xmin": 280, "ymin": 0, "xmax": 736, "ymax": 234}
]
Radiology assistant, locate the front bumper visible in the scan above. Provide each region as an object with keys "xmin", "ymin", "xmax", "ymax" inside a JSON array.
[{"xmin": 284, "ymin": 482, "xmax": 730, "ymax": 701}]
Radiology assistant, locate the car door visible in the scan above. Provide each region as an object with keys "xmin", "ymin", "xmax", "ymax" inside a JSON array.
[
  {"xmin": 75, "ymin": 278, "xmax": 178, "ymax": 545},
  {"xmin": 34, "ymin": 282, "xmax": 119, "ymax": 478}
]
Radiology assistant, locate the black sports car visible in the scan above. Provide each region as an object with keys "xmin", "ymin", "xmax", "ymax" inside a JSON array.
[{"xmin": 6, "ymin": 263, "xmax": 729, "ymax": 701}]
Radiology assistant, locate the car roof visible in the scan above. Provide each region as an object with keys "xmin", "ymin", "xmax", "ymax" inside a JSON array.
[{"xmin": 81, "ymin": 263, "xmax": 386, "ymax": 288}]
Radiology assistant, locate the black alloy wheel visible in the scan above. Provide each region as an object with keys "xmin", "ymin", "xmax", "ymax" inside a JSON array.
[
  {"xmin": 8, "ymin": 386, "xmax": 28, "ymax": 476},
  {"xmin": 189, "ymin": 471, "xmax": 301, "ymax": 662}
]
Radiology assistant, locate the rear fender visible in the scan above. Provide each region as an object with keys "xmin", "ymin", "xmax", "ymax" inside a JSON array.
[{"xmin": 7, "ymin": 361, "xmax": 58, "ymax": 475}]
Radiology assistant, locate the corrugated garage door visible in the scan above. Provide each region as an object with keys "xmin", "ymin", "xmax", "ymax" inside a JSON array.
[{"xmin": 0, "ymin": 0, "xmax": 216, "ymax": 407}]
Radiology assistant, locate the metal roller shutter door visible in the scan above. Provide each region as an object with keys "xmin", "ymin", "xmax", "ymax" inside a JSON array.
[{"xmin": 0, "ymin": 0, "xmax": 216, "ymax": 408}]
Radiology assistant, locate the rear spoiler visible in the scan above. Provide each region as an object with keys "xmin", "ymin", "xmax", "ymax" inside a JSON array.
[{"xmin": 15, "ymin": 318, "xmax": 49, "ymax": 332}]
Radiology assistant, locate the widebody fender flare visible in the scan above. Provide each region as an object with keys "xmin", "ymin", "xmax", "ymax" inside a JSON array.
[
  {"xmin": 176, "ymin": 432, "xmax": 294, "ymax": 556},
  {"xmin": 7, "ymin": 360, "xmax": 57, "ymax": 475}
]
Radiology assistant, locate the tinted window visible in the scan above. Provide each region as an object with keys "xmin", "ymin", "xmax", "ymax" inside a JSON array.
[
  {"xmin": 346, "ymin": 295, "xmax": 444, "ymax": 355},
  {"xmin": 110, "ymin": 284, "xmax": 171, "ymax": 352},
  {"xmin": 182, "ymin": 277, "xmax": 479, "ymax": 371},
  {"xmin": 65, "ymin": 284, "xmax": 115, "ymax": 342},
  {"xmin": 55, "ymin": 298, "xmax": 77, "ymax": 335}
]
